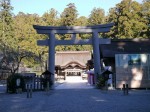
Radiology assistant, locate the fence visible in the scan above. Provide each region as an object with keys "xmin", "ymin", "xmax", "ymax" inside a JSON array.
[
  {"xmin": 0, "ymin": 71, "xmax": 11, "ymax": 85},
  {"xmin": 0, "ymin": 72, "xmax": 11, "ymax": 80},
  {"xmin": 1, "ymin": 72, "xmax": 49, "ymax": 92},
  {"xmin": 23, "ymin": 75, "xmax": 45, "ymax": 91}
]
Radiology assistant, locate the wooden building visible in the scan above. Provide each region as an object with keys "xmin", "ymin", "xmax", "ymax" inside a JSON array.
[
  {"xmin": 55, "ymin": 51, "xmax": 91, "ymax": 79},
  {"xmin": 100, "ymin": 38, "xmax": 150, "ymax": 89}
]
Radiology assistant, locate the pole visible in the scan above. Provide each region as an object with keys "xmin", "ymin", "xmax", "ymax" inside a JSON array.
[
  {"xmin": 29, "ymin": 84, "xmax": 32, "ymax": 98},
  {"xmin": 123, "ymin": 84, "xmax": 126, "ymax": 95},
  {"xmin": 126, "ymin": 84, "xmax": 128, "ymax": 95},
  {"xmin": 27, "ymin": 84, "xmax": 29, "ymax": 98},
  {"xmin": 17, "ymin": 46, "xmax": 20, "ymax": 73}
]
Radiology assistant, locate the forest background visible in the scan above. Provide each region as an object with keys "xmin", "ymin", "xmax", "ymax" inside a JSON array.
[{"xmin": 0, "ymin": 0, "xmax": 149, "ymax": 74}]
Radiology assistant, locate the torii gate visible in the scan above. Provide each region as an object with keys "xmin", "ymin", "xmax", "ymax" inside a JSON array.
[{"xmin": 33, "ymin": 23, "xmax": 114, "ymax": 85}]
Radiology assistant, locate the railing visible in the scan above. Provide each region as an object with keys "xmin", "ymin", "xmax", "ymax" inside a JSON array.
[{"xmin": 24, "ymin": 75, "xmax": 45, "ymax": 91}]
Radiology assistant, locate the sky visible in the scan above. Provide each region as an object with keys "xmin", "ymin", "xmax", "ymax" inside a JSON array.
[{"xmin": 11, "ymin": 0, "xmax": 143, "ymax": 17}]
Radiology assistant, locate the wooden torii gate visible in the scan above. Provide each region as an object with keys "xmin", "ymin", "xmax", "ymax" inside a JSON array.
[{"xmin": 33, "ymin": 23, "xmax": 114, "ymax": 85}]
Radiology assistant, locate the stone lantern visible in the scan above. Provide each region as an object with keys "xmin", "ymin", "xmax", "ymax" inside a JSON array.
[{"xmin": 42, "ymin": 70, "xmax": 53, "ymax": 90}]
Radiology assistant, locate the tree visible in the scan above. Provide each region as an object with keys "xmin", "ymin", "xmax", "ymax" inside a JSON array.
[
  {"xmin": 13, "ymin": 12, "xmax": 47, "ymax": 70},
  {"xmin": 75, "ymin": 16, "xmax": 92, "ymax": 51},
  {"xmin": 57, "ymin": 3, "xmax": 79, "ymax": 51},
  {"xmin": 0, "ymin": 47, "xmax": 34, "ymax": 74},
  {"xmin": 88, "ymin": 7, "xmax": 105, "ymax": 25},
  {"xmin": 42, "ymin": 8, "xmax": 58, "ymax": 26},
  {"xmin": 75, "ymin": 16, "xmax": 88, "ymax": 26},
  {"xmin": 130, "ymin": 1, "xmax": 147, "ymax": 38},
  {"xmin": 107, "ymin": 0, "xmax": 147, "ymax": 38},
  {"xmin": 141, "ymin": 0, "xmax": 150, "ymax": 37},
  {"xmin": 0, "ymin": 0, "xmax": 19, "ymax": 74},
  {"xmin": 0, "ymin": 0, "xmax": 14, "ymax": 52},
  {"xmin": 60, "ymin": 3, "xmax": 78, "ymax": 26}
]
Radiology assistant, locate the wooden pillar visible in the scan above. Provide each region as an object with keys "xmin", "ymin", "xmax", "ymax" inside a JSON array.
[
  {"xmin": 48, "ymin": 32, "xmax": 55, "ymax": 84},
  {"xmin": 92, "ymin": 31, "xmax": 101, "ymax": 83}
]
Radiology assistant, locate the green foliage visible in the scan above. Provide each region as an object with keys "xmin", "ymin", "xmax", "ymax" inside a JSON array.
[
  {"xmin": 75, "ymin": 16, "xmax": 88, "ymax": 26},
  {"xmin": 7, "ymin": 73, "xmax": 25, "ymax": 93},
  {"xmin": 88, "ymin": 7, "xmax": 105, "ymax": 25},
  {"xmin": 141, "ymin": 0, "xmax": 150, "ymax": 37},
  {"xmin": 0, "ymin": 1, "xmax": 150, "ymax": 72},
  {"xmin": 60, "ymin": 3, "xmax": 78, "ymax": 26},
  {"xmin": 0, "ymin": 0, "xmax": 14, "ymax": 48},
  {"xmin": 96, "ymin": 75, "xmax": 106, "ymax": 89},
  {"xmin": 0, "ymin": 0, "xmax": 21, "ymax": 74},
  {"xmin": 107, "ymin": 0, "xmax": 148, "ymax": 38},
  {"xmin": 13, "ymin": 12, "xmax": 47, "ymax": 69},
  {"xmin": 42, "ymin": 8, "xmax": 58, "ymax": 26}
]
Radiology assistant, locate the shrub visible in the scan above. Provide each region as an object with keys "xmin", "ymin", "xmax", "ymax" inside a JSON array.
[
  {"xmin": 7, "ymin": 73, "xmax": 25, "ymax": 93},
  {"xmin": 96, "ymin": 75, "xmax": 107, "ymax": 89}
]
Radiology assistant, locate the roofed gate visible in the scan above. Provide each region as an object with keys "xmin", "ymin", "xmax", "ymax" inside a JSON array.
[{"xmin": 33, "ymin": 23, "xmax": 114, "ymax": 85}]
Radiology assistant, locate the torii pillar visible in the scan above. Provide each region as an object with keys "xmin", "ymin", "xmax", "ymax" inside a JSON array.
[
  {"xmin": 92, "ymin": 31, "xmax": 101, "ymax": 77},
  {"xmin": 48, "ymin": 32, "xmax": 55, "ymax": 82},
  {"xmin": 33, "ymin": 23, "xmax": 114, "ymax": 86}
]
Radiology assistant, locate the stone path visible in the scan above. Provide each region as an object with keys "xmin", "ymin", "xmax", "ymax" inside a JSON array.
[
  {"xmin": 55, "ymin": 76, "xmax": 94, "ymax": 90},
  {"xmin": 55, "ymin": 81, "xmax": 94, "ymax": 89},
  {"xmin": 0, "ymin": 80, "xmax": 150, "ymax": 112}
]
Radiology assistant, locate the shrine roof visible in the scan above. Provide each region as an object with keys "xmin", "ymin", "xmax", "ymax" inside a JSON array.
[
  {"xmin": 100, "ymin": 38, "xmax": 150, "ymax": 58},
  {"xmin": 55, "ymin": 51, "xmax": 91, "ymax": 68}
]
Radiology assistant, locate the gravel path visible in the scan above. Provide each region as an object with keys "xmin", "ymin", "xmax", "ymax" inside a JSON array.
[{"xmin": 0, "ymin": 82, "xmax": 150, "ymax": 112}]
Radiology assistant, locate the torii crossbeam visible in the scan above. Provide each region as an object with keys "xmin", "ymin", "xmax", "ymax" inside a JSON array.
[{"xmin": 33, "ymin": 23, "xmax": 114, "ymax": 85}]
